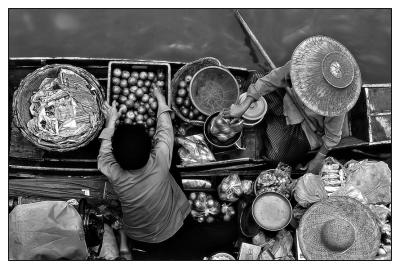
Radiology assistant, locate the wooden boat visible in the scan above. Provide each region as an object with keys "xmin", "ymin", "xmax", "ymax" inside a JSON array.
[{"xmin": 8, "ymin": 57, "xmax": 392, "ymax": 201}]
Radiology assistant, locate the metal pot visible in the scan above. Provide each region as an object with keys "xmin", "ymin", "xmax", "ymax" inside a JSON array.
[
  {"xmin": 203, "ymin": 111, "xmax": 245, "ymax": 150},
  {"xmin": 252, "ymin": 192, "xmax": 293, "ymax": 232}
]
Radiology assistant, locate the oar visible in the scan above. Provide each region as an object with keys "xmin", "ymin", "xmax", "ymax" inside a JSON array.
[{"xmin": 233, "ymin": 10, "xmax": 320, "ymax": 134}]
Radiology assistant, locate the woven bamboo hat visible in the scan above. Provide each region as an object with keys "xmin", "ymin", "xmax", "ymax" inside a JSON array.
[
  {"xmin": 298, "ymin": 196, "xmax": 380, "ymax": 260},
  {"xmin": 290, "ymin": 36, "xmax": 362, "ymax": 117}
]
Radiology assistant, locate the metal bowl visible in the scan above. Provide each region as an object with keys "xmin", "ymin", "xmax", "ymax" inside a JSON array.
[
  {"xmin": 203, "ymin": 111, "xmax": 242, "ymax": 149},
  {"xmin": 189, "ymin": 66, "xmax": 240, "ymax": 116},
  {"xmin": 252, "ymin": 192, "xmax": 293, "ymax": 232},
  {"xmin": 209, "ymin": 252, "xmax": 235, "ymax": 260}
]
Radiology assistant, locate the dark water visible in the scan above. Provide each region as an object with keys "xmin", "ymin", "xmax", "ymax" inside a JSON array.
[{"xmin": 9, "ymin": 9, "xmax": 391, "ymax": 83}]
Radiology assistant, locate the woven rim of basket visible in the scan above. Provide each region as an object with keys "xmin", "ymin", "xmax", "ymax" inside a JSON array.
[
  {"xmin": 12, "ymin": 64, "xmax": 105, "ymax": 152},
  {"xmin": 171, "ymin": 57, "xmax": 221, "ymax": 126}
]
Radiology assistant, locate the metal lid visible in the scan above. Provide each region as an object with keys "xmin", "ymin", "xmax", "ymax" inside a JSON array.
[
  {"xmin": 238, "ymin": 93, "xmax": 268, "ymax": 121},
  {"xmin": 252, "ymin": 192, "xmax": 292, "ymax": 231}
]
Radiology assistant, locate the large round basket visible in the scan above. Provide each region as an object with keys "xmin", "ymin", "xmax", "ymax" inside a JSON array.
[
  {"xmin": 171, "ymin": 57, "xmax": 221, "ymax": 126},
  {"xmin": 13, "ymin": 64, "xmax": 105, "ymax": 152}
]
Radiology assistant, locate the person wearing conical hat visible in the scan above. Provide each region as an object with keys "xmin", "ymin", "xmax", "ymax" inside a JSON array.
[{"xmin": 224, "ymin": 36, "xmax": 361, "ymax": 174}]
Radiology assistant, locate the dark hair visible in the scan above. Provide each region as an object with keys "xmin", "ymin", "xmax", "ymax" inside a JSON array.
[{"xmin": 112, "ymin": 124, "xmax": 152, "ymax": 170}]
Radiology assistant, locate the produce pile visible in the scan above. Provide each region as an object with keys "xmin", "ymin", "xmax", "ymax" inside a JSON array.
[
  {"xmin": 174, "ymin": 76, "xmax": 206, "ymax": 121},
  {"xmin": 188, "ymin": 192, "xmax": 236, "ymax": 224},
  {"xmin": 110, "ymin": 66, "xmax": 167, "ymax": 138},
  {"xmin": 188, "ymin": 173, "xmax": 255, "ymax": 224},
  {"xmin": 254, "ymin": 163, "xmax": 293, "ymax": 198},
  {"xmin": 209, "ymin": 112, "xmax": 243, "ymax": 143}
]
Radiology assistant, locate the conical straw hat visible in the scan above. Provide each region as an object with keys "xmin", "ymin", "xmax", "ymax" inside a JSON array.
[
  {"xmin": 298, "ymin": 196, "xmax": 380, "ymax": 260},
  {"xmin": 290, "ymin": 36, "xmax": 362, "ymax": 117}
]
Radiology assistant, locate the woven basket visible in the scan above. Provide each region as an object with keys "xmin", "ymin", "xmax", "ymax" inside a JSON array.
[
  {"xmin": 13, "ymin": 64, "xmax": 105, "ymax": 152},
  {"xmin": 171, "ymin": 57, "xmax": 221, "ymax": 126}
]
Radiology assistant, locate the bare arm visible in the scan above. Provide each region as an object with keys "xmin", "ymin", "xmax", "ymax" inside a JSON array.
[
  {"xmin": 224, "ymin": 61, "xmax": 292, "ymax": 118},
  {"xmin": 306, "ymin": 114, "xmax": 346, "ymax": 174},
  {"xmin": 97, "ymin": 101, "xmax": 124, "ymax": 181},
  {"xmin": 152, "ymin": 87, "xmax": 174, "ymax": 168}
]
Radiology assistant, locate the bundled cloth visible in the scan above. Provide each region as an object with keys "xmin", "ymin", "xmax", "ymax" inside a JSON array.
[
  {"xmin": 9, "ymin": 201, "xmax": 88, "ymax": 260},
  {"xmin": 294, "ymin": 173, "xmax": 328, "ymax": 207},
  {"xmin": 335, "ymin": 160, "xmax": 391, "ymax": 204}
]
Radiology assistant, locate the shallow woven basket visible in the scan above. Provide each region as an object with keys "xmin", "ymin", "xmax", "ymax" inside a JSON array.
[
  {"xmin": 171, "ymin": 57, "xmax": 221, "ymax": 126},
  {"xmin": 13, "ymin": 64, "xmax": 105, "ymax": 152}
]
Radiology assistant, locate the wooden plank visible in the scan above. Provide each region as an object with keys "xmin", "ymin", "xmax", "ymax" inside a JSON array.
[
  {"xmin": 9, "ymin": 121, "xmax": 45, "ymax": 160},
  {"xmin": 9, "ymin": 165, "xmax": 100, "ymax": 173},
  {"xmin": 9, "ymin": 175, "xmax": 118, "ymax": 200}
]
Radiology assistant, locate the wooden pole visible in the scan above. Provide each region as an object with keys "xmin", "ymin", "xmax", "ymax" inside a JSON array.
[
  {"xmin": 234, "ymin": 9, "xmax": 319, "ymax": 133},
  {"xmin": 234, "ymin": 10, "xmax": 277, "ymax": 69}
]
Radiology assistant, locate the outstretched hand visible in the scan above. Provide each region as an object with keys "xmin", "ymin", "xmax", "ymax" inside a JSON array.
[
  {"xmin": 305, "ymin": 153, "xmax": 325, "ymax": 175},
  {"xmin": 101, "ymin": 101, "xmax": 121, "ymax": 128},
  {"xmin": 153, "ymin": 87, "xmax": 166, "ymax": 105},
  {"xmin": 222, "ymin": 103, "xmax": 247, "ymax": 119}
]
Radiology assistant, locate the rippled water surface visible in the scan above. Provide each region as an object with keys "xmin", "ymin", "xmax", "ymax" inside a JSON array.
[{"xmin": 9, "ymin": 9, "xmax": 391, "ymax": 83}]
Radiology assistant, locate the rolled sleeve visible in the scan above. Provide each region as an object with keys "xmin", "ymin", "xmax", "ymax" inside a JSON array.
[
  {"xmin": 157, "ymin": 102, "xmax": 172, "ymax": 118},
  {"xmin": 97, "ymin": 127, "xmax": 124, "ymax": 181},
  {"xmin": 322, "ymin": 114, "xmax": 346, "ymax": 150},
  {"xmin": 153, "ymin": 102, "xmax": 174, "ymax": 168},
  {"xmin": 247, "ymin": 61, "xmax": 292, "ymax": 100}
]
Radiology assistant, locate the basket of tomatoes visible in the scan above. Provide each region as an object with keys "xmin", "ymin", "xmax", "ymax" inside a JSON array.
[
  {"xmin": 171, "ymin": 57, "xmax": 221, "ymax": 126},
  {"xmin": 107, "ymin": 61, "xmax": 171, "ymax": 138}
]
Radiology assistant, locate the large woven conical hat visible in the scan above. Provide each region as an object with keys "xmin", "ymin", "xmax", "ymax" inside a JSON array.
[
  {"xmin": 290, "ymin": 36, "xmax": 362, "ymax": 117},
  {"xmin": 298, "ymin": 196, "xmax": 380, "ymax": 260}
]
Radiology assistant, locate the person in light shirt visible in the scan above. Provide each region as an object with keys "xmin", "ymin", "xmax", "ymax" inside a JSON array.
[{"xmin": 98, "ymin": 87, "xmax": 237, "ymax": 260}]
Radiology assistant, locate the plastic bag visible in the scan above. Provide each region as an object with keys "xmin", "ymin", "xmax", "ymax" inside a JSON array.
[
  {"xmin": 241, "ymin": 180, "xmax": 253, "ymax": 195},
  {"xmin": 176, "ymin": 134, "xmax": 216, "ymax": 165},
  {"xmin": 218, "ymin": 174, "xmax": 243, "ymax": 202},
  {"xmin": 98, "ymin": 224, "xmax": 119, "ymax": 260},
  {"xmin": 368, "ymin": 204, "xmax": 391, "ymax": 235},
  {"xmin": 9, "ymin": 201, "xmax": 88, "ymax": 260},
  {"xmin": 331, "ymin": 185, "xmax": 368, "ymax": 204},
  {"xmin": 342, "ymin": 160, "xmax": 391, "ymax": 204},
  {"xmin": 189, "ymin": 192, "xmax": 221, "ymax": 223},
  {"xmin": 269, "ymin": 230, "xmax": 294, "ymax": 260},
  {"xmin": 294, "ymin": 173, "xmax": 328, "ymax": 207}
]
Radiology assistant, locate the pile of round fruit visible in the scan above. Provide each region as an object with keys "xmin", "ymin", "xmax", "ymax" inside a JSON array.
[
  {"xmin": 188, "ymin": 192, "xmax": 236, "ymax": 223},
  {"xmin": 110, "ymin": 67, "xmax": 167, "ymax": 138},
  {"xmin": 174, "ymin": 76, "xmax": 206, "ymax": 121}
]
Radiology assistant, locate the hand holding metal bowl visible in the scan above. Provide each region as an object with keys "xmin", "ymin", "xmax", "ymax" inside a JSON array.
[
  {"xmin": 203, "ymin": 111, "xmax": 245, "ymax": 149},
  {"xmin": 209, "ymin": 111, "xmax": 243, "ymax": 142}
]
